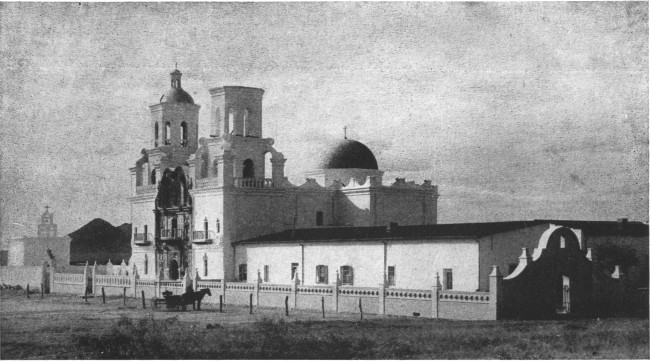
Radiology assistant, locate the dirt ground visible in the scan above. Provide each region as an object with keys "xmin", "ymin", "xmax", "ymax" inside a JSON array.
[
  {"xmin": 2, "ymin": 289, "xmax": 648, "ymax": 359},
  {"xmin": 0, "ymin": 289, "xmax": 377, "ymax": 358}
]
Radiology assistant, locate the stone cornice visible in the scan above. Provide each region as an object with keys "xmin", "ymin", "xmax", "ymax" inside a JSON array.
[{"xmin": 209, "ymin": 86, "xmax": 265, "ymax": 96}]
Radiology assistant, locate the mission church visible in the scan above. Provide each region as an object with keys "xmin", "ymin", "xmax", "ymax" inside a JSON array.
[
  {"xmin": 129, "ymin": 69, "xmax": 438, "ymax": 284},
  {"xmin": 128, "ymin": 70, "xmax": 646, "ymax": 317}
]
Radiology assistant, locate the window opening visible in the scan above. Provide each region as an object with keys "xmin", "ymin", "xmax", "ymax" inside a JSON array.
[
  {"xmin": 180, "ymin": 122, "xmax": 188, "ymax": 147},
  {"xmin": 243, "ymin": 159, "xmax": 255, "ymax": 178},
  {"xmin": 164, "ymin": 122, "xmax": 171, "ymax": 145},
  {"xmin": 316, "ymin": 265, "xmax": 328, "ymax": 284},
  {"xmin": 203, "ymin": 254, "xmax": 208, "ymax": 277},
  {"xmin": 228, "ymin": 108, "xmax": 235, "ymax": 135},
  {"xmin": 154, "ymin": 122, "xmax": 159, "ymax": 147},
  {"xmin": 291, "ymin": 263, "xmax": 299, "ymax": 280},
  {"xmin": 443, "ymin": 269, "xmax": 453, "ymax": 290},
  {"xmin": 387, "ymin": 266, "xmax": 395, "ymax": 286},
  {"xmin": 243, "ymin": 109, "xmax": 249, "ymax": 136},
  {"xmin": 340, "ymin": 266, "xmax": 354, "ymax": 285},
  {"xmin": 239, "ymin": 264, "xmax": 247, "ymax": 281},
  {"xmin": 263, "ymin": 265, "xmax": 269, "ymax": 282}
]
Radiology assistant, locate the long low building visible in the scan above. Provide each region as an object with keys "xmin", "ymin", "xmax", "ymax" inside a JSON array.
[{"xmin": 233, "ymin": 219, "xmax": 648, "ymax": 318}]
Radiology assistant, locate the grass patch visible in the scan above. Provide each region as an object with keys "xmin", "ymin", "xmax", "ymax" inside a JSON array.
[{"xmin": 69, "ymin": 316, "xmax": 649, "ymax": 359}]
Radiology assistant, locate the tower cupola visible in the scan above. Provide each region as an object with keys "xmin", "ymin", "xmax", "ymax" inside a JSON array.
[{"xmin": 161, "ymin": 69, "xmax": 194, "ymax": 104}]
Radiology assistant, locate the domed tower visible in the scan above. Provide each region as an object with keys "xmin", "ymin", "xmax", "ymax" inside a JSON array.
[
  {"xmin": 307, "ymin": 137, "xmax": 384, "ymax": 187},
  {"xmin": 150, "ymin": 69, "xmax": 200, "ymax": 153}
]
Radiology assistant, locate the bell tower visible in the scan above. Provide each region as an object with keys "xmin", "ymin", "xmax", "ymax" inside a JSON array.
[
  {"xmin": 150, "ymin": 69, "xmax": 200, "ymax": 153},
  {"xmin": 38, "ymin": 206, "xmax": 57, "ymax": 238}
]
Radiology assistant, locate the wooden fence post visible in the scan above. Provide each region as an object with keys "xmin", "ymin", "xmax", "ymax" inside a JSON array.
[
  {"xmin": 102, "ymin": 287, "xmax": 106, "ymax": 304},
  {"xmin": 359, "ymin": 298, "xmax": 363, "ymax": 321},
  {"xmin": 40, "ymin": 283, "xmax": 44, "ymax": 299},
  {"xmin": 321, "ymin": 296, "xmax": 325, "ymax": 318},
  {"xmin": 249, "ymin": 293, "xmax": 253, "ymax": 315},
  {"xmin": 84, "ymin": 288, "xmax": 88, "ymax": 303},
  {"xmin": 220, "ymin": 281, "xmax": 226, "ymax": 305},
  {"xmin": 333, "ymin": 270, "xmax": 340, "ymax": 312},
  {"xmin": 379, "ymin": 283, "xmax": 386, "ymax": 315},
  {"xmin": 123, "ymin": 287, "xmax": 126, "ymax": 305},
  {"xmin": 26, "ymin": 284, "xmax": 30, "ymax": 299},
  {"xmin": 219, "ymin": 295, "xmax": 223, "ymax": 313},
  {"xmin": 132, "ymin": 273, "xmax": 138, "ymax": 298},
  {"xmin": 141, "ymin": 291, "xmax": 146, "ymax": 309},
  {"xmin": 285, "ymin": 296, "xmax": 289, "ymax": 316}
]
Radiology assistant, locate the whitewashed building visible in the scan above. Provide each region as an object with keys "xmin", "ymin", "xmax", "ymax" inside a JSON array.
[{"xmin": 128, "ymin": 69, "xmax": 438, "ymax": 282}]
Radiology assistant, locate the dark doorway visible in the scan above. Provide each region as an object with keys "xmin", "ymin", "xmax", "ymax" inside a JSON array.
[{"xmin": 169, "ymin": 259, "xmax": 179, "ymax": 280}]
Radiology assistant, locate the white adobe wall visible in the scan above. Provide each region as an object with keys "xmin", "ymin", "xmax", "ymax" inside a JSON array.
[
  {"xmin": 240, "ymin": 238, "xmax": 479, "ymax": 291},
  {"xmin": 192, "ymin": 245, "xmax": 225, "ymax": 280},
  {"xmin": 8, "ymin": 240, "xmax": 25, "ymax": 266},
  {"xmin": 130, "ymin": 197, "xmax": 156, "ymax": 239},
  {"xmin": 386, "ymin": 240, "xmax": 479, "ymax": 291}
]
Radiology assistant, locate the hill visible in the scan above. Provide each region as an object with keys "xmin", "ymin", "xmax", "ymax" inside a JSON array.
[{"xmin": 68, "ymin": 218, "xmax": 132, "ymax": 265}]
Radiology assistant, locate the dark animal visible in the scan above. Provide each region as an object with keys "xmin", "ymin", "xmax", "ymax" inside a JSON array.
[{"xmin": 181, "ymin": 288, "xmax": 212, "ymax": 311}]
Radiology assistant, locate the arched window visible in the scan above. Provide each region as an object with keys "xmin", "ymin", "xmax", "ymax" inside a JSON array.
[
  {"xmin": 264, "ymin": 152, "xmax": 273, "ymax": 179},
  {"xmin": 164, "ymin": 122, "xmax": 171, "ymax": 145},
  {"xmin": 216, "ymin": 218, "xmax": 221, "ymax": 233},
  {"xmin": 212, "ymin": 159, "xmax": 219, "ymax": 178},
  {"xmin": 228, "ymin": 108, "xmax": 236, "ymax": 135},
  {"xmin": 242, "ymin": 109, "xmax": 249, "ymax": 136},
  {"xmin": 243, "ymin": 159, "xmax": 254, "ymax": 178},
  {"xmin": 150, "ymin": 169, "xmax": 157, "ymax": 185},
  {"xmin": 203, "ymin": 218, "xmax": 208, "ymax": 234},
  {"xmin": 203, "ymin": 254, "xmax": 208, "ymax": 277},
  {"xmin": 180, "ymin": 122, "xmax": 188, "ymax": 147},
  {"xmin": 144, "ymin": 254, "xmax": 148, "ymax": 275},
  {"xmin": 200, "ymin": 153, "xmax": 209, "ymax": 178},
  {"xmin": 154, "ymin": 122, "xmax": 159, "ymax": 147}
]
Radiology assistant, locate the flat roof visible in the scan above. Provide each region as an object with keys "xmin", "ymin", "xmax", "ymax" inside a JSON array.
[{"xmin": 234, "ymin": 220, "xmax": 648, "ymax": 245}]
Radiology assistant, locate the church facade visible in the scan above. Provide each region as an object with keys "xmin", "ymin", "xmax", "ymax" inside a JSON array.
[{"xmin": 128, "ymin": 69, "xmax": 438, "ymax": 282}]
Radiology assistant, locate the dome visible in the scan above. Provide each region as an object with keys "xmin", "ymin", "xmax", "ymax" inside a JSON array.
[
  {"xmin": 318, "ymin": 139, "xmax": 378, "ymax": 170},
  {"xmin": 162, "ymin": 87, "xmax": 194, "ymax": 104},
  {"xmin": 161, "ymin": 69, "xmax": 194, "ymax": 104}
]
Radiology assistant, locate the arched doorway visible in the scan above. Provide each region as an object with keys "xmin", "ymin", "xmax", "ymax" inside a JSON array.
[
  {"xmin": 169, "ymin": 259, "xmax": 179, "ymax": 280},
  {"xmin": 243, "ymin": 159, "xmax": 255, "ymax": 178}
]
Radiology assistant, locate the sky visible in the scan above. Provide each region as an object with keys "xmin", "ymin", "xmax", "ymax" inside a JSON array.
[{"xmin": 1, "ymin": 2, "xmax": 648, "ymax": 238}]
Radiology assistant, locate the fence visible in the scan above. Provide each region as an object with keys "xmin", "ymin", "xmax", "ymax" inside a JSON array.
[{"xmin": 47, "ymin": 265, "xmax": 504, "ymax": 320}]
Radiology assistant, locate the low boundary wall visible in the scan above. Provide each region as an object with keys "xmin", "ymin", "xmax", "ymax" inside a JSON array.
[
  {"xmin": 0, "ymin": 264, "xmax": 48, "ymax": 291},
  {"xmin": 48, "ymin": 266, "xmax": 505, "ymax": 320}
]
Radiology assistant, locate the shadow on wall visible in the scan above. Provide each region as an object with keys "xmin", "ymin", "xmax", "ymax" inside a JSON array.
[{"xmin": 501, "ymin": 227, "xmax": 593, "ymax": 320}]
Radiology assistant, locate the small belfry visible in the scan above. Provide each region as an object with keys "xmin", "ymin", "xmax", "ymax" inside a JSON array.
[{"xmin": 38, "ymin": 206, "xmax": 57, "ymax": 238}]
